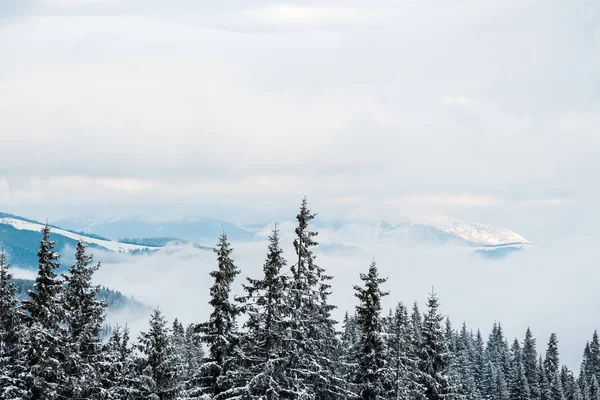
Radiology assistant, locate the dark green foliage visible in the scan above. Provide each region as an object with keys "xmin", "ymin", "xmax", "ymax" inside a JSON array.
[
  {"xmin": 135, "ymin": 308, "xmax": 180, "ymax": 400},
  {"xmin": 19, "ymin": 224, "xmax": 66, "ymax": 399},
  {"xmin": 353, "ymin": 260, "xmax": 389, "ymax": 400},
  {"xmin": 61, "ymin": 240, "xmax": 107, "ymax": 398}
]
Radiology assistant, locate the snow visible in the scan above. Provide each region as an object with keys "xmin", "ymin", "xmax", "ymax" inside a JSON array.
[
  {"xmin": 437, "ymin": 220, "xmax": 530, "ymax": 246},
  {"xmin": 0, "ymin": 217, "xmax": 156, "ymax": 253}
]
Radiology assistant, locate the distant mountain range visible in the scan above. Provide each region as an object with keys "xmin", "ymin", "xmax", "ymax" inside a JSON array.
[{"xmin": 0, "ymin": 211, "xmax": 530, "ymax": 269}]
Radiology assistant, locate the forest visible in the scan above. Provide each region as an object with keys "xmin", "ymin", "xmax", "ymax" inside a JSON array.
[{"xmin": 0, "ymin": 198, "xmax": 597, "ymax": 400}]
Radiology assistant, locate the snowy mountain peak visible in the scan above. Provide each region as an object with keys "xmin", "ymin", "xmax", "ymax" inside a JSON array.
[{"xmin": 438, "ymin": 220, "xmax": 530, "ymax": 246}]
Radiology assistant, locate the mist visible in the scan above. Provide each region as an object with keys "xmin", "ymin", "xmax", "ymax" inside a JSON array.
[{"xmin": 86, "ymin": 220, "xmax": 599, "ymax": 371}]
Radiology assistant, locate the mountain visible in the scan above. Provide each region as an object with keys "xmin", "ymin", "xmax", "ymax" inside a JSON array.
[
  {"xmin": 55, "ymin": 215, "xmax": 255, "ymax": 242},
  {"xmin": 1, "ymin": 211, "xmax": 530, "ymax": 268},
  {"xmin": 0, "ymin": 213, "xmax": 158, "ymax": 269}
]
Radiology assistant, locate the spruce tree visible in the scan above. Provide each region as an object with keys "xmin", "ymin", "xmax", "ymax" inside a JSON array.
[
  {"xmin": 523, "ymin": 328, "xmax": 541, "ymax": 400},
  {"xmin": 509, "ymin": 338, "xmax": 531, "ymax": 400},
  {"xmin": 590, "ymin": 332, "xmax": 600, "ymax": 382},
  {"xmin": 285, "ymin": 198, "xmax": 344, "ymax": 399},
  {"xmin": 101, "ymin": 324, "xmax": 139, "ymax": 398},
  {"xmin": 353, "ymin": 260, "xmax": 389, "ymax": 400},
  {"xmin": 193, "ymin": 233, "xmax": 242, "ymax": 398},
  {"xmin": 0, "ymin": 251, "xmax": 25, "ymax": 399},
  {"xmin": 61, "ymin": 240, "xmax": 107, "ymax": 399},
  {"xmin": 416, "ymin": 291, "xmax": 457, "ymax": 400},
  {"xmin": 237, "ymin": 226, "xmax": 290, "ymax": 399},
  {"xmin": 20, "ymin": 224, "xmax": 66, "ymax": 399},
  {"xmin": 545, "ymin": 334, "xmax": 561, "ymax": 378},
  {"xmin": 135, "ymin": 308, "xmax": 180, "ymax": 400},
  {"xmin": 386, "ymin": 302, "xmax": 425, "ymax": 400}
]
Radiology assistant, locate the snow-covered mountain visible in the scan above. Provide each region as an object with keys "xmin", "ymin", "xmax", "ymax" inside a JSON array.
[
  {"xmin": 0, "ymin": 216, "xmax": 153, "ymax": 253},
  {"xmin": 0, "ymin": 211, "xmax": 530, "ymax": 269},
  {"xmin": 437, "ymin": 220, "xmax": 530, "ymax": 246}
]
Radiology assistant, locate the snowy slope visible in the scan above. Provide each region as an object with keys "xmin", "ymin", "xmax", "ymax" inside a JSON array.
[
  {"xmin": 0, "ymin": 217, "xmax": 154, "ymax": 253},
  {"xmin": 437, "ymin": 220, "xmax": 530, "ymax": 245}
]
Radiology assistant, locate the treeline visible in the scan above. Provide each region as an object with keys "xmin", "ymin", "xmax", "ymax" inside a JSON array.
[{"xmin": 0, "ymin": 198, "xmax": 597, "ymax": 400}]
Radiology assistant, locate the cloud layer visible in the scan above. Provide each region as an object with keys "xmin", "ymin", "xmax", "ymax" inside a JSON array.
[{"xmin": 1, "ymin": 0, "xmax": 598, "ymax": 226}]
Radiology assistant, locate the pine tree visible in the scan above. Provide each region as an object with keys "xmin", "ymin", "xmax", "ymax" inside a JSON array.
[
  {"xmin": 20, "ymin": 224, "xmax": 66, "ymax": 399},
  {"xmin": 416, "ymin": 291, "xmax": 457, "ymax": 400},
  {"xmin": 590, "ymin": 332, "xmax": 600, "ymax": 382},
  {"xmin": 193, "ymin": 233, "xmax": 242, "ymax": 398},
  {"xmin": 472, "ymin": 329, "xmax": 486, "ymax": 396},
  {"xmin": 182, "ymin": 323, "xmax": 204, "ymax": 384},
  {"xmin": 340, "ymin": 311, "xmax": 359, "ymax": 384},
  {"xmin": 101, "ymin": 324, "xmax": 139, "ymax": 398},
  {"xmin": 509, "ymin": 338, "xmax": 531, "ymax": 400},
  {"xmin": 550, "ymin": 370, "xmax": 565, "ymax": 400},
  {"xmin": 540, "ymin": 356, "xmax": 552, "ymax": 400},
  {"xmin": 353, "ymin": 260, "xmax": 389, "ymax": 400},
  {"xmin": 237, "ymin": 226, "xmax": 290, "ymax": 399},
  {"xmin": 285, "ymin": 198, "xmax": 345, "ymax": 399},
  {"xmin": 386, "ymin": 302, "xmax": 425, "ymax": 400},
  {"xmin": 61, "ymin": 240, "xmax": 107, "ymax": 399},
  {"xmin": 455, "ymin": 323, "xmax": 479, "ymax": 400},
  {"xmin": 590, "ymin": 375, "xmax": 600, "ymax": 400},
  {"xmin": 0, "ymin": 250, "xmax": 25, "ymax": 399},
  {"xmin": 523, "ymin": 328, "xmax": 541, "ymax": 400},
  {"xmin": 135, "ymin": 308, "xmax": 180, "ymax": 400},
  {"xmin": 545, "ymin": 334, "xmax": 561, "ymax": 378}
]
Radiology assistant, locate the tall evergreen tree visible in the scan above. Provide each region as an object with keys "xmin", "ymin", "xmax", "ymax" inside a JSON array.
[
  {"xmin": 416, "ymin": 291, "xmax": 457, "ymax": 400},
  {"xmin": 285, "ymin": 198, "xmax": 344, "ymax": 399},
  {"xmin": 194, "ymin": 233, "xmax": 242, "ymax": 398},
  {"xmin": 237, "ymin": 226, "xmax": 290, "ymax": 399},
  {"xmin": 386, "ymin": 302, "xmax": 425, "ymax": 400},
  {"xmin": 545, "ymin": 334, "xmax": 561, "ymax": 378},
  {"xmin": 353, "ymin": 260, "xmax": 389, "ymax": 400},
  {"xmin": 523, "ymin": 328, "xmax": 541, "ymax": 400},
  {"xmin": 135, "ymin": 308, "xmax": 179, "ymax": 400},
  {"xmin": 20, "ymin": 224, "xmax": 66, "ymax": 399},
  {"xmin": 0, "ymin": 251, "xmax": 25, "ymax": 399},
  {"xmin": 101, "ymin": 324, "xmax": 139, "ymax": 398},
  {"xmin": 509, "ymin": 338, "xmax": 531, "ymax": 400},
  {"xmin": 61, "ymin": 240, "xmax": 107, "ymax": 399}
]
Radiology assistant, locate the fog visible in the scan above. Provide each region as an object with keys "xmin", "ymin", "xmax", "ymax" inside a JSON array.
[{"xmin": 87, "ymin": 221, "xmax": 599, "ymax": 371}]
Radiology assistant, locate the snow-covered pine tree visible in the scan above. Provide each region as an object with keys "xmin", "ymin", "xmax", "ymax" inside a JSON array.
[
  {"xmin": 545, "ymin": 334, "xmax": 561, "ymax": 378},
  {"xmin": 549, "ymin": 370, "xmax": 566, "ymax": 400},
  {"xmin": 523, "ymin": 328, "xmax": 541, "ymax": 400},
  {"xmin": 101, "ymin": 324, "xmax": 139, "ymax": 398},
  {"xmin": 0, "ymin": 250, "xmax": 25, "ymax": 399},
  {"xmin": 591, "ymin": 332, "xmax": 600, "ymax": 381},
  {"xmin": 353, "ymin": 260, "xmax": 389, "ymax": 400},
  {"xmin": 509, "ymin": 338, "xmax": 531, "ymax": 400},
  {"xmin": 285, "ymin": 198, "xmax": 345, "ymax": 400},
  {"xmin": 416, "ymin": 291, "xmax": 459, "ymax": 400},
  {"xmin": 411, "ymin": 302, "xmax": 423, "ymax": 346},
  {"xmin": 540, "ymin": 356, "xmax": 552, "ymax": 400},
  {"xmin": 386, "ymin": 301, "xmax": 425, "ymax": 400},
  {"xmin": 182, "ymin": 323, "xmax": 204, "ymax": 385},
  {"xmin": 192, "ymin": 233, "xmax": 242, "ymax": 399},
  {"xmin": 171, "ymin": 318, "xmax": 187, "ymax": 389},
  {"xmin": 472, "ymin": 329, "xmax": 486, "ymax": 396},
  {"xmin": 135, "ymin": 308, "xmax": 180, "ymax": 400},
  {"xmin": 455, "ymin": 323, "xmax": 479, "ymax": 400},
  {"xmin": 19, "ymin": 224, "xmax": 66, "ymax": 399},
  {"xmin": 61, "ymin": 240, "xmax": 107, "ymax": 399},
  {"xmin": 340, "ymin": 311, "xmax": 359, "ymax": 384},
  {"xmin": 236, "ymin": 226, "xmax": 290, "ymax": 399},
  {"xmin": 590, "ymin": 375, "xmax": 600, "ymax": 400}
]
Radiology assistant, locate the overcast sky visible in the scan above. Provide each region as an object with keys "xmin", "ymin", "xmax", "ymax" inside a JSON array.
[
  {"xmin": 1, "ymin": 0, "xmax": 599, "ymax": 238},
  {"xmin": 3, "ymin": 0, "xmax": 600, "ymax": 369}
]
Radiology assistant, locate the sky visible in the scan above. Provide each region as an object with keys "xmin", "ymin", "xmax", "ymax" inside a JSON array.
[
  {"xmin": 2, "ymin": 0, "xmax": 600, "ymax": 368},
  {"xmin": 0, "ymin": 0, "xmax": 598, "ymax": 233}
]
